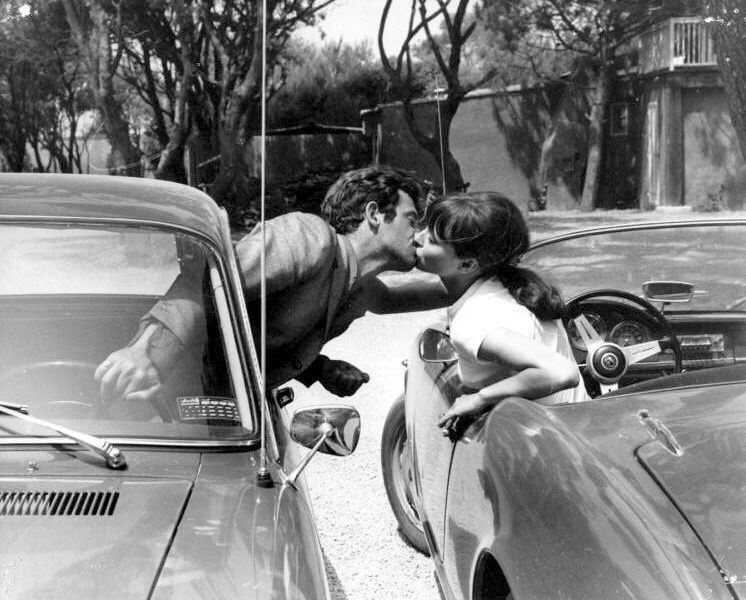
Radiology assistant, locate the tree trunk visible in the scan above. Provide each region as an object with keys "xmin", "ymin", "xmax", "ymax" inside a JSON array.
[
  {"xmin": 209, "ymin": 3, "xmax": 262, "ymax": 214},
  {"xmin": 579, "ymin": 58, "xmax": 610, "ymax": 212},
  {"xmin": 705, "ymin": 0, "xmax": 746, "ymax": 160},
  {"xmin": 61, "ymin": 0, "xmax": 141, "ymax": 176},
  {"xmin": 155, "ymin": 6, "xmax": 193, "ymax": 185},
  {"xmin": 401, "ymin": 99, "xmax": 466, "ymax": 193}
]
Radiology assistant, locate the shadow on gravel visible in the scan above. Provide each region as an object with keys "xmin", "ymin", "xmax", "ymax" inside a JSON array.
[{"xmin": 322, "ymin": 549, "xmax": 349, "ymax": 600}]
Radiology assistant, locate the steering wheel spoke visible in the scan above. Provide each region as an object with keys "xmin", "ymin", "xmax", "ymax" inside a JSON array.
[
  {"xmin": 573, "ymin": 314, "xmax": 605, "ymax": 346},
  {"xmin": 599, "ymin": 382, "xmax": 618, "ymax": 394},
  {"xmin": 565, "ymin": 289, "xmax": 683, "ymax": 396},
  {"xmin": 621, "ymin": 340, "xmax": 662, "ymax": 365}
]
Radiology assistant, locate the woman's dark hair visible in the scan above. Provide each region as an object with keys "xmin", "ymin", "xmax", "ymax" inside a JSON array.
[
  {"xmin": 425, "ymin": 191, "xmax": 565, "ymax": 320},
  {"xmin": 321, "ymin": 165, "xmax": 425, "ymax": 233}
]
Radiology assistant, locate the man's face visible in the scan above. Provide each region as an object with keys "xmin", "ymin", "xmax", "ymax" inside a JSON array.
[{"xmin": 378, "ymin": 190, "xmax": 419, "ymax": 271}]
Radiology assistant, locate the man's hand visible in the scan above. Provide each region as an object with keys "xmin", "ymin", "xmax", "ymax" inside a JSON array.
[
  {"xmin": 95, "ymin": 346, "xmax": 164, "ymax": 404},
  {"xmin": 317, "ymin": 358, "xmax": 370, "ymax": 397}
]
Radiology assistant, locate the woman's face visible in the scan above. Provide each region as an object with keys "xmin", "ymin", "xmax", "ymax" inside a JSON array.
[{"xmin": 414, "ymin": 228, "xmax": 465, "ymax": 276}]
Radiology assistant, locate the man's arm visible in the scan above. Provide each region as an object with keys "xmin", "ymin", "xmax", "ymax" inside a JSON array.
[
  {"xmin": 364, "ymin": 276, "xmax": 450, "ymax": 314},
  {"xmin": 95, "ymin": 255, "xmax": 207, "ymax": 402}
]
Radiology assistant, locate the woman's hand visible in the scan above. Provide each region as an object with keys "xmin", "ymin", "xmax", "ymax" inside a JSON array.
[{"xmin": 437, "ymin": 392, "xmax": 492, "ymax": 433}]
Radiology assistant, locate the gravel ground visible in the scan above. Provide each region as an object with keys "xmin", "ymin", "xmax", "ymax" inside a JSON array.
[{"xmin": 292, "ymin": 308, "xmax": 443, "ymax": 600}]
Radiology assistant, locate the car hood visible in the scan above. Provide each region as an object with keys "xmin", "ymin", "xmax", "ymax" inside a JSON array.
[
  {"xmin": 637, "ymin": 410, "xmax": 746, "ymax": 592},
  {"xmin": 0, "ymin": 449, "xmax": 321, "ymax": 600},
  {"xmin": 567, "ymin": 376, "xmax": 746, "ymax": 597},
  {"xmin": 0, "ymin": 476, "xmax": 192, "ymax": 599}
]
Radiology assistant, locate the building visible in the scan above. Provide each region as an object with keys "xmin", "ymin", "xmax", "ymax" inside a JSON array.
[{"xmin": 362, "ymin": 16, "xmax": 746, "ymax": 211}]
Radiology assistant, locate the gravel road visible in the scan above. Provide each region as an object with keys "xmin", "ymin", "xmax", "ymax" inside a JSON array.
[{"xmin": 292, "ymin": 305, "xmax": 443, "ymax": 600}]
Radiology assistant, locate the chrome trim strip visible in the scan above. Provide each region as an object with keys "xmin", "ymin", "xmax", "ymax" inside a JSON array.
[
  {"xmin": 530, "ymin": 218, "xmax": 746, "ymax": 249},
  {"xmin": 0, "ymin": 215, "xmax": 222, "ymax": 245},
  {"xmin": 0, "ymin": 436, "xmax": 260, "ymax": 449}
]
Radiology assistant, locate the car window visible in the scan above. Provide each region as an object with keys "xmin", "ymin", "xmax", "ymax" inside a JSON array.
[{"xmin": 0, "ymin": 223, "xmax": 254, "ymax": 442}]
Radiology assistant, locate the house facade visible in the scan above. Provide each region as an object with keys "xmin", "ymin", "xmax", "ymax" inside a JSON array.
[
  {"xmin": 635, "ymin": 17, "xmax": 746, "ymax": 209},
  {"xmin": 363, "ymin": 16, "xmax": 746, "ymax": 211}
]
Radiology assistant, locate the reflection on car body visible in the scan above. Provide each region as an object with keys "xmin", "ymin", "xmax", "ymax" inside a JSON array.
[
  {"xmin": 382, "ymin": 220, "xmax": 746, "ymax": 600},
  {"xmin": 0, "ymin": 173, "xmax": 359, "ymax": 600}
]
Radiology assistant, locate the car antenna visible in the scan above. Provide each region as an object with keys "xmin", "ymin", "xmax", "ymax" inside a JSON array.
[
  {"xmin": 434, "ymin": 74, "xmax": 447, "ymax": 195},
  {"xmin": 256, "ymin": 0, "xmax": 273, "ymax": 488}
]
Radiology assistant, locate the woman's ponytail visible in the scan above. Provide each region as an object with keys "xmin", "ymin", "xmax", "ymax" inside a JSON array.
[{"xmin": 496, "ymin": 264, "xmax": 566, "ymax": 321}]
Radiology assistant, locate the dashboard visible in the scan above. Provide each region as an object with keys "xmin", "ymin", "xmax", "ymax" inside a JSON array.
[{"xmin": 565, "ymin": 300, "xmax": 746, "ymax": 387}]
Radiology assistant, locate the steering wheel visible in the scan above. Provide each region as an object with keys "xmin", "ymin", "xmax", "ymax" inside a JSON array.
[
  {"xmin": 564, "ymin": 290, "xmax": 683, "ymax": 396},
  {"xmin": 0, "ymin": 360, "xmax": 106, "ymax": 419}
]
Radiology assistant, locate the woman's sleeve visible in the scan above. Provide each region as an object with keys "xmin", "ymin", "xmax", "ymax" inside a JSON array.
[{"xmin": 455, "ymin": 296, "xmax": 535, "ymax": 362}]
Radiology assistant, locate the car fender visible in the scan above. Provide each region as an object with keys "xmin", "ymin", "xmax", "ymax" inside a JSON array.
[{"xmin": 440, "ymin": 398, "xmax": 731, "ymax": 600}]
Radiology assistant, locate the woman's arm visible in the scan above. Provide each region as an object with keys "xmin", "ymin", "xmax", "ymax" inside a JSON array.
[{"xmin": 437, "ymin": 327, "xmax": 579, "ymax": 429}]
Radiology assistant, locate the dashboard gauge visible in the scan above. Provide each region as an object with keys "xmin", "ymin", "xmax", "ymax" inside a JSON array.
[
  {"xmin": 610, "ymin": 321, "xmax": 648, "ymax": 347},
  {"xmin": 567, "ymin": 312, "xmax": 607, "ymax": 351}
]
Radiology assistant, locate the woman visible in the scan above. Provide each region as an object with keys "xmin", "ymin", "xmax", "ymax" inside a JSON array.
[{"xmin": 415, "ymin": 192, "xmax": 587, "ymax": 433}]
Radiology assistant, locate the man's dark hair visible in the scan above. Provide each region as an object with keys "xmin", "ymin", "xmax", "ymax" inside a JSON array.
[{"xmin": 320, "ymin": 166, "xmax": 425, "ymax": 233}]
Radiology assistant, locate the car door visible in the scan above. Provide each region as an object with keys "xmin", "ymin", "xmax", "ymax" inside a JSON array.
[{"xmin": 408, "ymin": 329, "xmax": 462, "ymax": 560}]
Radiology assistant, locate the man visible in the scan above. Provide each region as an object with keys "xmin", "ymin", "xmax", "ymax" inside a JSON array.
[{"xmin": 96, "ymin": 166, "xmax": 448, "ymax": 403}]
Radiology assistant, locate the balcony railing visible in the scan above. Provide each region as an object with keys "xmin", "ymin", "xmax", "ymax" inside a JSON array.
[{"xmin": 639, "ymin": 17, "xmax": 717, "ymax": 74}]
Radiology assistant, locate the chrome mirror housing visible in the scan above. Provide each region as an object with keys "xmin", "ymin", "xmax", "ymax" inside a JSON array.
[
  {"xmin": 419, "ymin": 328, "xmax": 458, "ymax": 363},
  {"xmin": 290, "ymin": 405, "xmax": 360, "ymax": 457},
  {"xmin": 642, "ymin": 280, "xmax": 694, "ymax": 303},
  {"xmin": 286, "ymin": 405, "xmax": 360, "ymax": 488}
]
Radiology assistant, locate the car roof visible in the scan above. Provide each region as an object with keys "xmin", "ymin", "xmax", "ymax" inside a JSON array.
[{"xmin": 0, "ymin": 173, "xmax": 227, "ymax": 245}]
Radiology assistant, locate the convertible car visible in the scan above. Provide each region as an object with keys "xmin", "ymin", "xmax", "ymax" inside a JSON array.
[
  {"xmin": 382, "ymin": 219, "xmax": 746, "ymax": 600},
  {"xmin": 0, "ymin": 174, "xmax": 359, "ymax": 600}
]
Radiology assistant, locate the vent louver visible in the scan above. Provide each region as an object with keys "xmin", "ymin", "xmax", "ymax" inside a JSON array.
[{"xmin": 0, "ymin": 491, "xmax": 119, "ymax": 516}]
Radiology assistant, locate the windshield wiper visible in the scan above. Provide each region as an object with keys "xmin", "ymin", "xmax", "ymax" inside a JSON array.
[{"xmin": 0, "ymin": 401, "xmax": 126, "ymax": 470}]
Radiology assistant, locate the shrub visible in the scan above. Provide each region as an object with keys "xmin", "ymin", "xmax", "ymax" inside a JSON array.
[{"xmin": 691, "ymin": 184, "xmax": 728, "ymax": 213}]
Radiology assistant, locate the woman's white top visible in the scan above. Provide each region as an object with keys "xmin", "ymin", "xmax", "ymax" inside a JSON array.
[{"xmin": 447, "ymin": 277, "xmax": 587, "ymax": 404}]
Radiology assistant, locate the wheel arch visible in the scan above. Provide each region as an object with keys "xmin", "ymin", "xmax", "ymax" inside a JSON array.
[{"xmin": 472, "ymin": 550, "xmax": 511, "ymax": 600}]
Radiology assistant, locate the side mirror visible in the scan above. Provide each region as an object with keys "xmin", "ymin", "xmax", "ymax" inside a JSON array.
[
  {"xmin": 286, "ymin": 405, "xmax": 360, "ymax": 487},
  {"xmin": 419, "ymin": 328, "xmax": 458, "ymax": 363},
  {"xmin": 290, "ymin": 405, "xmax": 360, "ymax": 457},
  {"xmin": 642, "ymin": 280, "xmax": 694, "ymax": 303}
]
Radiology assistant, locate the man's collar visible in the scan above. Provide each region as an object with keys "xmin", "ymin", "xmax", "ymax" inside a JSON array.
[{"xmin": 338, "ymin": 235, "xmax": 359, "ymax": 291}]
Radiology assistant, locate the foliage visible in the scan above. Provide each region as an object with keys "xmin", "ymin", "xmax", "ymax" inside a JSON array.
[
  {"xmin": 0, "ymin": 0, "xmax": 93, "ymax": 172},
  {"xmin": 691, "ymin": 184, "xmax": 729, "ymax": 212},
  {"xmin": 270, "ymin": 40, "xmax": 399, "ymax": 128},
  {"xmin": 704, "ymin": 0, "xmax": 746, "ymax": 162},
  {"xmin": 277, "ymin": 165, "xmax": 355, "ymax": 213}
]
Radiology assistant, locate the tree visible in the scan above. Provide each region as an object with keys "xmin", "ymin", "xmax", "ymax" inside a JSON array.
[
  {"xmin": 61, "ymin": 0, "xmax": 143, "ymax": 176},
  {"xmin": 199, "ymin": 0, "xmax": 336, "ymax": 211},
  {"xmin": 270, "ymin": 39, "xmax": 392, "ymax": 128},
  {"xmin": 704, "ymin": 0, "xmax": 746, "ymax": 160},
  {"xmin": 379, "ymin": 0, "xmax": 497, "ymax": 193},
  {"xmin": 0, "ymin": 1, "xmax": 94, "ymax": 173},
  {"xmin": 483, "ymin": 0, "xmax": 690, "ymax": 210},
  {"xmin": 112, "ymin": 0, "xmax": 337, "ymax": 210}
]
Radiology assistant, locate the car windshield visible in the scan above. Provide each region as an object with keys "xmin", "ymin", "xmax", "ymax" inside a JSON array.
[
  {"xmin": 0, "ymin": 222, "xmax": 254, "ymax": 442},
  {"xmin": 524, "ymin": 222, "xmax": 746, "ymax": 313}
]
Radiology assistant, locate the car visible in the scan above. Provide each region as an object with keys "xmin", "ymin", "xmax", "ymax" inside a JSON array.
[
  {"xmin": 382, "ymin": 218, "xmax": 746, "ymax": 600},
  {"xmin": 0, "ymin": 173, "xmax": 360, "ymax": 600}
]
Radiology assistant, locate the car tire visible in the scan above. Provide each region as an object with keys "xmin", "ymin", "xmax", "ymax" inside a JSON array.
[{"xmin": 381, "ymin": 394, "xmax": 430, "ymax": 556}]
